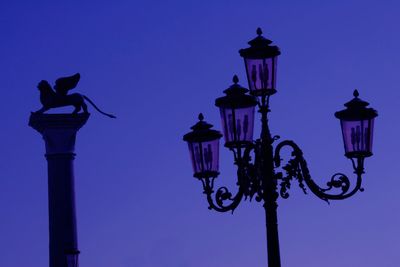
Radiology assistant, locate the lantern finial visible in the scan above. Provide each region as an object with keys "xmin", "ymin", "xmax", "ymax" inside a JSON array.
[
  {"xmin": 353, "ymin": 89, "xmax": 359, "ymax": 98},
  {"xmin": 233, "ymin": 75, "xmax": 239, "ymax": 84},
  {"xmin": 256, "ymin": 27, "xmax": 263, "ymax": 36},
  {"xmin": 198, "ymin": 113, "xmax": 204, "ymax": 121}
]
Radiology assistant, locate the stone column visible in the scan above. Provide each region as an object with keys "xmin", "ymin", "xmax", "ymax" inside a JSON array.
[{"xmin": 29, "ymin": 113, "xmax": 89, "ymax": 267}]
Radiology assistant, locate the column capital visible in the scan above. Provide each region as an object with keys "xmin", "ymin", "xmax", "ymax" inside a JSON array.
[{"xmin": 29, "ymin": 113, "xmax": 90, "ymax": 155}]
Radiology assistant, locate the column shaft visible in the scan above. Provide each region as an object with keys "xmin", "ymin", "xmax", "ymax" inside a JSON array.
[{"xmin": 29, "ymin": 113, "xmax": 89, "ymax": 267}]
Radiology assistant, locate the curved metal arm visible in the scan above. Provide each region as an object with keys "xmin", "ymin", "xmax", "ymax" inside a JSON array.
[
  {"xmin": 274, "ymin": 140, "xmax": 364, "ymax": 202},
  {"xmin": 199, "ymin": 176, "xmax": 245, "ymax": 213},
  {"xmin": 199, "ymin": 147, "xmax": 255, "ymax": 213}
]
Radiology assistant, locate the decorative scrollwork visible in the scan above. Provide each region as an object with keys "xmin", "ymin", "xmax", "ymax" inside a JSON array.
[
  {"xmin": 274, "ymin": 140, "xmax": 364, "ymax": 202},
  {"xmin": 215, "ymin": 187, "xmax": 233, "ymax": 206},
  {"xmin": 204, "ymin": 183, "xmax": 244, "ymax": 213},
  {"xmin": 196, "ymin": 144, "xmax": 258, "ymax": 213},
  {"xmin": 200, "ymin": 163, "xmax": 250, "ymax": 213},
  {"xmin": 323, "ymin": 173, "xmax": 350, "ymax": 193},
  {"xmin": 277, "ymin": 173, "xmax": 290, "ymax": 199},
  {"xmin": 274, "ymin": 148, "xmax": 307, "ymax": 199}
]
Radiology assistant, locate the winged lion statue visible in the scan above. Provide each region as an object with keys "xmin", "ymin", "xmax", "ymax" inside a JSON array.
[{"xmin": 34, "ymin": 73, "xmax": 116, "ymax": 118}]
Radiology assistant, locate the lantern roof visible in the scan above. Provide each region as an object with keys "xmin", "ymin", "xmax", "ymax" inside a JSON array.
[
  {"xmin": 239, "ymin": 28, "xmax": 281, "ymax": 59},
  {"xmin": 183, "ymin": 113, "xmax": 222, "ymax": 143},
  {"xmin": 335, "ymin": 90, "xmax": 378, "ymax": 121},
  {"xmin": 215, "ymin": 75, "xmax": 258, "ymax": 109}
]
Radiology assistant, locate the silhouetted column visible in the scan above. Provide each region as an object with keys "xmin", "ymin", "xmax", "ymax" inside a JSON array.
[{"xmin": 29, "ymin": 113, "xmax": 89, "ymax": 267}]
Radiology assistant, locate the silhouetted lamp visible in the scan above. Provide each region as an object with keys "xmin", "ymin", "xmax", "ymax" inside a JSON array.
[
  {"xmin": 215, "ymin": 75, "xmax": 257, "ymax": 148},
  {"xmin": 183, "ymin": 114, "xmax": 222, "ymax": 178},
  {"xmin": 239, "ymin": 28, "xmax": 281, "ymax": 96},
  {"xmin": 335, "ymin": 90, "xmax": 378, "ymax": 158},
  {"xmin": 65, "ymin": 249, "xmax": 80, "ymax": 267},
  {"xmin": 182, "ymin": 28, "xmax": 379, "ymax": 267}
]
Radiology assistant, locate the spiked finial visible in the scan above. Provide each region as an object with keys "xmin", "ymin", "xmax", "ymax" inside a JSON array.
[
  {"xmin": 198, "ymin": 113, "xmax": 204, "ymax": 121},
  {"xmin": 232, "ymin": 75, "xmax": 239, "ymax": 84},
  {"xmin": 256, "ymin": 27, "xmax": 263, "ymax": 36},
  {"xmin": 353, "ymin": 89, "xmax": 359, "ymax": 98}
]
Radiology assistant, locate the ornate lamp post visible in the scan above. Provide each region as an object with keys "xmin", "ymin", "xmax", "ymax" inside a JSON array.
[{"xmin": 182, "ymin": 28, "xmax": 378, "ymax": 267}]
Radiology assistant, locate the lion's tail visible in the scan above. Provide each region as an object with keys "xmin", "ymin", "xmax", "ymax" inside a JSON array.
[{"xmin": 83, "ymin": 95, "xmax": 116, "ymax": 118}]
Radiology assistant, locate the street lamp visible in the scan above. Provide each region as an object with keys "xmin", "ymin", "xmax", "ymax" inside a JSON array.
[
  {"xmin": 239, "ymin": 27, "xmax": 280, "ymax": 96},
  {"xmin": 182, "ymin": 28, "xmax": 378, "ymax": 267},
  {"xmin": 183, "ymin": 113, "xmax": 222, "ymax": 179}
]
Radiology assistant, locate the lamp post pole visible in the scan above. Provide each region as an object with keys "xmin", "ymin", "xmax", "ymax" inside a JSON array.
[
  {"xmin": 183, "ymin": 29, "xmax": 378, "ymax": 267},
  {"xmin": 29, "ymin": 113, "xmax": 89, "ymax": 267},
  {"xmin": 259, "ymin": 96, "xmax": 281, "ymax": 267}
]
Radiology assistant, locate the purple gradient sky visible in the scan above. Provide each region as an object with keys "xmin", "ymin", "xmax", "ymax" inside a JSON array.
[{"xmin": 1, "ymin": 1, "xmax": 399, "ymax": 266}]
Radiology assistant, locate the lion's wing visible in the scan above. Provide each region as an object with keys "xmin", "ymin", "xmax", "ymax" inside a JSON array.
[{"xmin": 55, "ymin": 73, "xmax": 80, "ymax": 95}]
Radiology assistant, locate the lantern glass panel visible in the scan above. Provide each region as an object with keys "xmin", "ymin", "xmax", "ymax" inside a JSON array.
[
  {"xmin": 341, "ymin": 119, "xmax": 374, "ymax": 156},
  {"xmin": 220, "ymin": 106, "xmax": 255, "ymax": 145},
  {"xmin": 188, "ymin": 139, "xmax": 220, "ymax": 175},
  {"xmin": 244, "ymin": 57, "xmax": 277, "ymax": 94}
]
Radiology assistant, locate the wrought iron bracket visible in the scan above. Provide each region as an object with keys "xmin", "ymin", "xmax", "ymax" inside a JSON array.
[
  {"xmin": 198, "ymin": 175, "xmax": 245, "ymax": 213},
  {"xmin": 198, "ymin": 142, "xmax": 269, "ymax": 213},
  {"xmin": 274, "ymin": 140, "xmax": 365, "ymax": 203}
]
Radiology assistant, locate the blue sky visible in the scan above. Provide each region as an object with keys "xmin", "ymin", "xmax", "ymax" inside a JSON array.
[{"xmin": 0, "ymin": 1, "xmax": 399, "ymax": 266}]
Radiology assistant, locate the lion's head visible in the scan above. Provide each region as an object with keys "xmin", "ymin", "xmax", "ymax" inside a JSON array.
[{"xmin": 37, "ymin": 80, "xmax": 54, "ymax": 94}]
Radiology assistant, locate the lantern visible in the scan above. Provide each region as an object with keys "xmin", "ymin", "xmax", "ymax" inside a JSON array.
[
  {"xmin": 239, "ymin": 28, "xmax": 281, "ymax": 96},
  {"xmin": 215, "ymin": 75, "xmax": 257, "ymax": 148},
  {"xmin": 335, "ymin": 90, "xmax": 378, "ymax": 158},
  {"xmin": 183, "ymin": 114, "xmax": 222, "ymax": 178}
]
